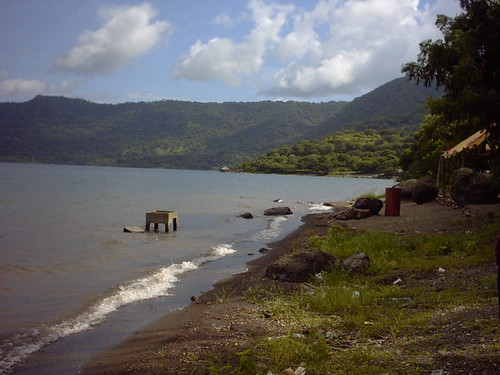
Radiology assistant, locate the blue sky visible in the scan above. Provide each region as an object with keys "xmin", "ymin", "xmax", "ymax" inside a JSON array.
[{"xmin": 0, "ymin": 0, "xmax": 461, "ymax": 103}]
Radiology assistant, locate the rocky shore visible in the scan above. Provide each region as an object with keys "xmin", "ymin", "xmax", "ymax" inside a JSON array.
[{"xmin": 81, "ymin": 201, "xmax": 499, "ymax": 375}]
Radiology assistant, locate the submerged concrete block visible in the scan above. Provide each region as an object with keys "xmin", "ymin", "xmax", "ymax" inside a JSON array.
[{"xmin": 146, "ymin": 210, "xmax": 178, "ymax": 232}]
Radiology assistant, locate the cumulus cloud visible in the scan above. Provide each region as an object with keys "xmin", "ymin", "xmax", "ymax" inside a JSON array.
[
  {"xmin": 260, "ymin": 0, "xmax": 462, "ymax": 98},
  {"xmin": 174, "ymin": 0, "xmax": 461, "ymax": 98},
  {"xmin": 52, "ymin": 3, "xmax": 170, "ymax": 74},
  {"xmin": 173, "ymin": 0, "xmax": 294, "ymax": 85},
  {"xmin": 0, "ymin": 79, "xmax": 47, "ymax": 97}
]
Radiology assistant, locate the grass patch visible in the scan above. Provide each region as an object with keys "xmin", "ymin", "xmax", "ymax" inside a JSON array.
[
  {"xmin": 210, "ymin": 217, "xmax": 500, "ymax": 375},
  {"xmin": 310, "ymin": 220, "xmax": 498, "ymax": 274},
  {"xmin": 357, "ymin": 189, "xmax": 385, "ymax": 199},
  {"xmin": 264, "ymin": 333, "xmax": 330, "ymax": 374},
  {"xmin": 214, "ymin": 286, "xmax": 237, "ymax": 303},
  {"xmin": 271, "ymin": 221, "xmax": 498, "ymax": 373}
]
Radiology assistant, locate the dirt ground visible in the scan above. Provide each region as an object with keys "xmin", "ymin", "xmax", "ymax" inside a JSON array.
[{"xmin": 81, "ymin": 201, "xmax": 499, "ymax": 375}]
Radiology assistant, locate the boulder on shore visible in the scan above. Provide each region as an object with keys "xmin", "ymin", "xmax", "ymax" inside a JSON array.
[
  {"xmin": 332, "ymin": 207, "xmax": 371, "ymax": 220},
  {"xmin": 342, "ymin": 252, "xmax": 370, "ymax": 273},
  {"xmin": 393, "ymin": 179, "xmax": 418, "ymax": 200},
  {"xmin": 240, "ymin": 212, "xmax": 254, "ymax": 219},
  {"xmin": 264, "ymin": 207, "xmax": 293, "ymax": 216},
  {"xmin": 393, "ymin": 178, "xmax": 438, "ymax": 204},
  {"xmin": 450, "ymin": 168, "xmax": 498, "ymax": 205},
  {"xmin": 265, "ymin": 249, "xmax": 337, "ymax": 282},
  {"xmin": 412, "ymin": 179, "xmax": 438, "ymax": 204},
  {"xmin": 353, "ymin": 197, "xmax": 383, "ymax": 215}
]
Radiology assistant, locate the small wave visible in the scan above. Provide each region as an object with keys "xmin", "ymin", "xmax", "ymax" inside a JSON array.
[
  {"xmin": 250, "ymin": 216, "xmax": 288, "ymax": 241},
  {"xmin": 307, "ymin": 203, "xmax": 333, "ymax": 212},
  {"xmin": 0, "ymin": 243, "xmax": 236, "ymax": 375},
  {"xmin": 297, "ymin": 201, "xmax": 332, "ymax": 213}
]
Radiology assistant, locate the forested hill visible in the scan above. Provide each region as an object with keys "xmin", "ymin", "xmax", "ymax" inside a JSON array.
[
  {"xmin": 0, "ymin": 77, "xmax": 440, "ymax": 170},
  {"xmin": 238, "ymin": 78, "xmax": 443, "ymax": 177},
  {"xmin": 0, "ymin": 98, "xmax": 345, "ymax": 169},
  {"xmin": 305, "ymin": 77, "xmax": 443, "ymax": 139}
]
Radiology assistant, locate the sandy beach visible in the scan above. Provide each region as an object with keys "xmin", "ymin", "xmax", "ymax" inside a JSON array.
[{"xmin": 81, "ymin": 201, "xmax": 499, "ymax": 375}]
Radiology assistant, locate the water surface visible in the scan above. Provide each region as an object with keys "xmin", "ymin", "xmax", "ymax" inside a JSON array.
[{"xmin": 0, "ymin": 163, "xmax": 393, "ymax": 374}]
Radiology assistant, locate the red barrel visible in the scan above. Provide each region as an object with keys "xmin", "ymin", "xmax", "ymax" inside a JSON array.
[{"xmin": 385, "ymin": 187, "xmax": 401, "ymax": 216}]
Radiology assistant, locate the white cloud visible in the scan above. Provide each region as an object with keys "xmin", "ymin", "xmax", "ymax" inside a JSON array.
[
  {"xmin": 212, "ymin": 11, "xmax": 247, "ymax": 27},
  {"xmin": 0, "ymin": 76, "xmax": 83, "ymax": 99},
  {"xmin": 259, "ymin": 0, "xmax": 462, "ymax": 98},
  {"xmin": 49, "ymin": 79, "xmax": 81, "ymax": 93},
  {"xmin": 272, "ymin": 50, "xmax": 371, "ymax": 97},
  {"xmin": 173, "ymin": 0, "xmax": 294, "ymax": 85},
  {"xmin": 52, "ymin": 3, "xmax": 170, "ymax": 74},
  {"xmin": 213, "ymin": 12, "xmax": 236, "ymax": 27},
  {"xmin": 0, "ymin": 79, "xmax": 47, "ymax": 97},
  {"xmin": 173, "ymin": 0, "xmax": 462, "ymax": 99},
  {"xmin": 173, "ymin": 38, "xmax": 263, "ymax": 85}
]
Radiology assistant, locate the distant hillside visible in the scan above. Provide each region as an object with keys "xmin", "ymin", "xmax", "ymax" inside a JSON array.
[
  {"xmin": 305, "ymin": 77, "xmax": 443, "ymax": 139},
  {"xmin": 0, "ymin": 97, "xmax": 345, "ymax": 169},
  {"xmin": 0, "ymin": 77, "xmax": 441, "ymax": 170},
  {"xmin": 237, "ymin": 78, "xmax": 444, "ymax": 177}
]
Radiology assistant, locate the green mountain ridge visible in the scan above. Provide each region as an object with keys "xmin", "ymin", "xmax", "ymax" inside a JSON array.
[
  {"xmin": 0, "ymin": 77, "xmax": 441, "ymax": 170},
  {"xmin": 307, "ymin": 76, "xmax": 443, "ymax": 139}
]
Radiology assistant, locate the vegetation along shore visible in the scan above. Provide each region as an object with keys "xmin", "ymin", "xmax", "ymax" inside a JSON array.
[{"xmin": 81, "ymin": 200, "xmax": 499, "ymax": 375}]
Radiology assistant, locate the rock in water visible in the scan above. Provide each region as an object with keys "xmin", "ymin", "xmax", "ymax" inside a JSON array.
[
  {"xmin": 123, "ymin": 226, "xmax": 145, "ymax": 233},
  {"xmin": 264, "ymin": 207, "xmax": 293, "ymax": 216}
]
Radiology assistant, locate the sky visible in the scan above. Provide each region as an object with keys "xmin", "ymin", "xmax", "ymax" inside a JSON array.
[{"xmin": 0, "ymin": 0, "xmax": 462, "ymax": 104}]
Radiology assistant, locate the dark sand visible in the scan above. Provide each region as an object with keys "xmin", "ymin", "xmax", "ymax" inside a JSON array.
[{"xmin": 81, "ymin": 201, "xmax": 498, "ymax": 375}]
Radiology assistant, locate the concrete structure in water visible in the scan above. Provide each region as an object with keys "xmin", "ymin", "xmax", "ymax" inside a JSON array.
[{"xmin": 145, "ymin": 210, "xmax": 178, "ymax": 232}]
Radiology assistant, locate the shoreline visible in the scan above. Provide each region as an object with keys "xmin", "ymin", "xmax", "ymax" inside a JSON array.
[
  {"xmin": 80, "ymin": 213, "xmax": 330, "ymax": 375},
  {"xmin": 81, "ymin": 201, "xmax": 499, "ymax": 375}
]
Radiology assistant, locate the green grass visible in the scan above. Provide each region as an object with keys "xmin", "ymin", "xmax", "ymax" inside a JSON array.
[
  {"xmin": 214, "ymin": 286, "xmax": 237, "ymax": 303},
  {"xmin": 209, "ymin": 217, "xmax": 500, "ymax": 375},
  {"xmin": 310, "ymin": 221, "xmax": 497, "ymax": 274},
  {"xmin": 356, "ymin": 189, "xmax": 385, "ymax": 199},
  {"xmin": 264, "ymin": 333, "xmax": 330, "ymax": 374}
]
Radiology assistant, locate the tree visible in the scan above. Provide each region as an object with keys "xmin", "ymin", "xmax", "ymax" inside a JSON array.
[{"xmin": 401, "ymin": 0, "xmax": 500, "ymax": 177}]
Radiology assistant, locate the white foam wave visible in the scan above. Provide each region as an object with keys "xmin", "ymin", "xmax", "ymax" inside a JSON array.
[
  {"xmin": 0, "ymin": 243, "xmax": 236, "ymax": 375},
  {"xmin": 250, "ymin": 216, "xmax": 288, "ymax": 241},
  {"xmin": 308, "ymin": 203, "xmax": 332, "ymax": 212}
]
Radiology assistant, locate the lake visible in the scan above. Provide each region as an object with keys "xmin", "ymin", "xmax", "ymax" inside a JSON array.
[{"xmin": 0, "ymin": 163, "xmax": 393, "ymax": 374}]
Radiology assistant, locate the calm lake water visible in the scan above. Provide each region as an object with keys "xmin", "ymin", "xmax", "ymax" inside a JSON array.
[{"xmin": 0, "ymin": 163, "xmax": 393, "ymax": 374}]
